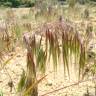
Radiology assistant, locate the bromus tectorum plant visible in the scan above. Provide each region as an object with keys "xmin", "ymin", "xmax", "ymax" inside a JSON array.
[
  {"xmin": 21, "ymin": 19, "xmax": 93, "ymax": 96},
  {"xmin": 23, "ymin": 34, "xmax": 38, "ymax": 96},
  {"xmin": 0, "ymin": 22, "xmax": 12, "ymax": 63}
]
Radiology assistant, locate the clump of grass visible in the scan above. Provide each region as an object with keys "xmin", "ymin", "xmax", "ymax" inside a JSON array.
[{"xmin": 18, "ymin": 16, "xmax": 96, "ymax": 95}]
